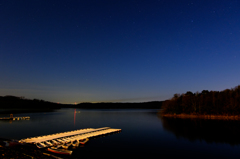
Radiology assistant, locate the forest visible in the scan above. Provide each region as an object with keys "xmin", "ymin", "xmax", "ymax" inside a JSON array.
[
  {"xmin": 0, "ymin": 96, "xmax": 62, "ymax": 114},
  {"xmin": 161, "ymin": 85, "xmax": 240, "ymax": 115}
]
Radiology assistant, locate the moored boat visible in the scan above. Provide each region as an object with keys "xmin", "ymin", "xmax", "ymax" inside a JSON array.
[
  {"xmin": 79, "ymin": 138, "xmax": 89, "ymax": 144},
  {"xmin": 36, "ymin": 142, "xmax": 46, "ymax": 148},
  {"xmin": 71, "ymin": 140, "xmax": 79, "ymax": 147},
  {"xmin": 47, "ymin": 147, "xmax": 72, "ymax": 155},
  {"xmin": 61, "ymin": 138, "xmax": 70, "ymax": 142},
  {"xmin": 3, "ymin": 140, "xmax": 22, "ymax": 147},
  {"xmin": 50, "ymin": 140, "xmax": 59, "ymax": 145},
  {"xmin": 44, "ymin": 141, "xmax": 52, "ymax": 147},
  {"xmin": 56, "ymin": 139, "xmax": 65, "ymax": 143},
  {"xmin": 62, "ymin": 142, "xmax": 72, "ymax": 149},
  {"xmin": 51, "ymin": 144, "xmax": 63, "ymax": 149}
]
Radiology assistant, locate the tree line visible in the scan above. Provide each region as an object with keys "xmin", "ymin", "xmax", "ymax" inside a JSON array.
[
  {"xmin": 161, "ymin": 85, "xmax": 240, "ymax": 115},
  {"xmin": 72, "ymin": 101, "xmax": 162, "ymax": 109},
  {"xmin": 0, "ymin": 95, "xmax": 162, "ymax": 110},
  {"xmin": 0, "ymin": 95, "xmax": 61, "ymax": 109}
]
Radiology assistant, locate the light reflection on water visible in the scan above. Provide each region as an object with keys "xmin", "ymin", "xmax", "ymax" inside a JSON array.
[
  {"xmin": 159, "ymin": 116, "xmax": 240, "ymax": 145},
  {"xmin": 1, "ymin": 108, "xmax": 240, "ymax": 158}
]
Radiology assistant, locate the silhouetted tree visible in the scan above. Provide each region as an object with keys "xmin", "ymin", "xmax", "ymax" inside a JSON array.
[{"xmin": 161, "ymin": 85, "xmax": 240, "ymax": 115}]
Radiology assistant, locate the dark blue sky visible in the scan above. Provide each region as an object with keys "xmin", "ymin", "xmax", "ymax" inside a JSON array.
[{"xmin": 1, "ymin": 0, "xmax": 240, "ymax": 103}]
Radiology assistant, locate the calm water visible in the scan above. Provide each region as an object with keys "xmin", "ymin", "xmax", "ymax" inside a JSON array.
[{"xmin": 1, "ymin": 108, "xmax": 240, "ymax": 158}]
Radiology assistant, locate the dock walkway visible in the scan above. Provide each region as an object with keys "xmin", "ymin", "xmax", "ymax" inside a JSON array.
[{"xmin": 19, "ymin": 127, "xmax": 121, "ymax": 146}]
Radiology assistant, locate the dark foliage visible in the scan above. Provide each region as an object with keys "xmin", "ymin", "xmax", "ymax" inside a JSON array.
[
  {"xmin": 0, "ymin": 96, "xmax": 61, "ymax": 112},
  {"xmin": 161, "ymin": 85, "xmax": 240, "ymax": 115}
]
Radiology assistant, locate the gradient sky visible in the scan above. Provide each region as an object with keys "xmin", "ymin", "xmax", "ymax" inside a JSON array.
[{"xmin": 1, "ymin": 0, "xmax": 240, "ymax": 103}]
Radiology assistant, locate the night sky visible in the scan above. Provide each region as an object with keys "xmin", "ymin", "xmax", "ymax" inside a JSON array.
[{"xmin": 1, "ymin": 0, "xmax": 240, "ymax": 104}]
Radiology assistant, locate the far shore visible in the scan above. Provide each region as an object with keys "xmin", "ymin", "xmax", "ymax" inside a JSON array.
[
  {"xmin": 0, "ymin": 108, "xmax": 58, "ymax": 115},
  {"xmin": 159, "ymin": 113, "xmax": 240, "ymax": 120}
]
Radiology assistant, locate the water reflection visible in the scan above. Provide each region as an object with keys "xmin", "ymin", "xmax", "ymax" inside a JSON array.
[
  {"xmin": 159, "ymin": 115, "xmax": 240, "ymax": 145},
  {"xmin": 74, "ymin": 109, "xmax": 76, "ymax": 126}
]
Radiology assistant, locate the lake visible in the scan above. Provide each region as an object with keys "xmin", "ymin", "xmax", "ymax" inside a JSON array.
[{"xmin": 1, "ymin": 108, "xmax": 240, "ymax": 158}]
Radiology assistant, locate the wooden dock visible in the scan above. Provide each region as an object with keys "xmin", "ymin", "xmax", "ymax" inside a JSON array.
[{"xmin": 19, "ymin": 127, "xmax": 121, "ymax": 147}]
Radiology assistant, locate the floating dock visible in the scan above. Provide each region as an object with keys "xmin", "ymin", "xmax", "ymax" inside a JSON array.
[
  {"xmin": 0, "ymin": 114, "xmax": 30, "ymax": 120},
  {"xmin": 19, "ymin": 127, "xmax": 121, "ymax": 147}
]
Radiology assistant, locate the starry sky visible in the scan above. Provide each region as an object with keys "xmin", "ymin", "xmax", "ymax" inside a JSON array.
[{"xmin": 1, "ymin": 0, "xmax": 240, "ymax": 104}]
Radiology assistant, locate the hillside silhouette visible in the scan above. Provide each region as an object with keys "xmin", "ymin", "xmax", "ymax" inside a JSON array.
[
  {"xmin": 0, "ymin": 95, "xmax": 162, "ymax": 114},
  {"xmin": 73, "ymin": 101, "xmax": 162, "ymax": 109}
]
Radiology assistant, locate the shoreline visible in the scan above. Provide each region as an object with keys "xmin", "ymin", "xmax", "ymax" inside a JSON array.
[
  {"xmin": 0, "ymin": 108, "xmax": 58, "ymax": 115},
  {"xmin": 159, "ymin": 113, "xmax": 240, "ymax": 120}
]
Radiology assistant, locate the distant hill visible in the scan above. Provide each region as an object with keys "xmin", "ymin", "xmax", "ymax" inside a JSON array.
[
  {"xmin": 0, "ymin": 96, "xmax": 163, "ymax": 113},
  {"xmin": 0, "ymin": 95, "xmax": 61, "ymax": 109},
  {"xmin": 71, "ymin": 101, "xmax": 163, "ymax": 109}
]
